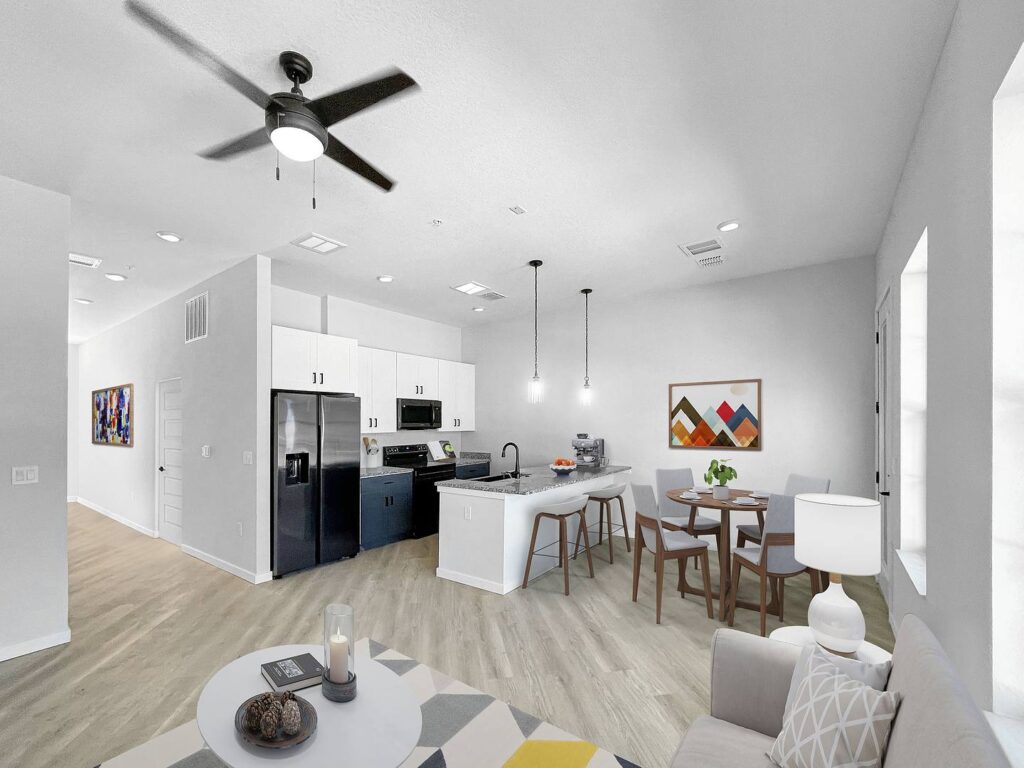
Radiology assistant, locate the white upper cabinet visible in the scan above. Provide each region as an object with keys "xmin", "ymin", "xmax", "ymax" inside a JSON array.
[
  {"xmin": 396, "ymin": 353, "xmax": 439, "ymax": 399},
  {"xmin": 272, "ymin": 326, "xmax": 358, "ymax": 393},
  {"xmin": 438, "ymin": 359, "xmax": 475, "ymax": 431},
  {"xmin": 357, "ymin": 347, "xmax": 397, "ymax": 433}
]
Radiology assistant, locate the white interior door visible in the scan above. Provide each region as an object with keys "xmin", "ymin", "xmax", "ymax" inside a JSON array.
[{"xmin": 157, "ymin": 378, "xmax": 184, "ymax": 545}]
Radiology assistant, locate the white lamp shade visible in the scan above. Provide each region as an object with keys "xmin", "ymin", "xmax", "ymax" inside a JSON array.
[{"xmin": 794, "ymin": 493, "xmax": 881, "ymax": 575}]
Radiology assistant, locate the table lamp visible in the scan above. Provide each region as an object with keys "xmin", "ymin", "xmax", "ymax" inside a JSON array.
[{"xmin": 794, "ymin": 493, "xmax": 881, "ymax": 653}]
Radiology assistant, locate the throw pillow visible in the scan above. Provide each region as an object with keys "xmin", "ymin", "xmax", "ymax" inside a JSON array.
[
  {"xmin": 783, "ymin": 645, "xmax": 892, "ymax": 722},
  {"xmin": 769, "ymin": 648, "xmax": 900, "ymax": 768}
]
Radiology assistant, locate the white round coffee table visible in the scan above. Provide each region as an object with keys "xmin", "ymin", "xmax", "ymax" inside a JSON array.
[
  {"xmin": 197, "ymin": 644, "xmax": 422, "ymax": 768},
  {"xmin": 769, "ymin": 626, "xmax": 892, "ymax": 663}
]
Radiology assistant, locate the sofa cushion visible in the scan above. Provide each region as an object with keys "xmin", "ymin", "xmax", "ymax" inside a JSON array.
[
  {"xmin": 768, "ymin": 647, "xmax": 900, "ymax": 767},
  {"xmin": 671, "ymin": 716, "xmax": 776, "ymax": 768},
  {"xmin": 783, "ymin": 645, "xmax": 892, "ymax": 720},
  {"xmin": 884, "ymin": 615, "xmax": 1010, "ymax": 768}
]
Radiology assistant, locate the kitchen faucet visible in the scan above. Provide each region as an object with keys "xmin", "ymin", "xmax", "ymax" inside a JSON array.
[{"xmin": 501, "ymin": 442, "xmax": 521, "ymax": 478}]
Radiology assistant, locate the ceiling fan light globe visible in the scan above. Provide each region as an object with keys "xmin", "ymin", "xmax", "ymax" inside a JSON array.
[{"xmin": 270, "ymin": 126, "xmax": 325, "ymax": 162}]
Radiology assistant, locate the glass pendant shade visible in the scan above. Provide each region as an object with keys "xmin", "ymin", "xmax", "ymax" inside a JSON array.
[
  {"xmin": 580, "ymin": 381, "xmax": 592, "ymax": 405},
  {"xmin": 528, "ymin": 375, "xmax": 543, "ymax": 404}
]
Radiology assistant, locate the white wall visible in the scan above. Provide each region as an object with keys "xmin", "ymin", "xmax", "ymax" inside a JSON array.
[
  {"xmin": 67, "ymin": 344, "xmax": 78, "ymax": 500},
  {"xmin": 271, "ymin": 285, "xmax": 322, "ymax": 333},
  {"xmin": 873, "ymin": 0, "xmax": 1024, "ymax": 709},
  {"xmin": 463, "ymin": 256, "xmax": 876, "ymax": 533},
  {"xmin": 0, "ymin": 175, "xmax": 70, "ymax": 661}
]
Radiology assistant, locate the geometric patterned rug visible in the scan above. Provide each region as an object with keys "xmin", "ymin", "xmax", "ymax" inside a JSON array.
[{"xmin": 99, "ymin": 638, "xmax": 641, "ymax": 768}]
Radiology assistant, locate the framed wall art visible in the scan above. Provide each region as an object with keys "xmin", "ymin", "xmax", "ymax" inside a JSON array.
[
  {"xmin": 92, "ymin": 383, "xmax": 134, "ymax": 447},
  {"xmin": 668, "ymin": 378, "xmax": 761, "ymax": 450}
]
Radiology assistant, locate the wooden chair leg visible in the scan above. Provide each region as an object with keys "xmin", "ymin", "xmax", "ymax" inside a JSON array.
[
  {"xmin": 617, "ymin": 495, "xmax": 631, "ymax": 552},
  {"xmin": 778, "ymin": 577, "xmax": 786, "ymax": 621},
  {"xmin": 560, "ymin": 518, "xmax": 570, "ymax": 596},
  {"xmin": 677, "ymin": 558, "xmax": 687, "ymax": 599},
  {"xmin": 655, "ymin": 555, "xmax": 665, "ymax": 624},
  {"xmin": 632, "ymin": 532, "xmax": 643, "ymax": 602},
  {"xmin": 759, "ymin": 570, "xmax": 768, "ymax": 637},
  {"xmin": 522, "ymin": 515, "xmax": 542, "ymax": 589},
  {"xmin": 578, "ymin": 509, "xmax": 594, "ymax": 578},
  {"xmin": 728, "ymin": 557, "xmax": 742, "ymax": 626},
  {"xmin": 700, "ymin": 550, "xmax": 714, "ymax": 619},
  {"xmin": 770, "ymin": 577, "xmax": 780, "ymax": 612},
  {"xmin": 737, "ymin": 530, "xmax": 748, "ymax": 548}
]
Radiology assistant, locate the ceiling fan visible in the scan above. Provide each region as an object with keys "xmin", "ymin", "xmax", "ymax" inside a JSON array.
[{"xmin": 125, "ymin": 0, "xmax": 418, "ymax": 192}]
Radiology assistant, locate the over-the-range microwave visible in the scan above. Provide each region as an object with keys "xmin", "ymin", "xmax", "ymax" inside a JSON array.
[{"xmin": 397, "ymin": 398, "xmax": 442, "ymax": 430}]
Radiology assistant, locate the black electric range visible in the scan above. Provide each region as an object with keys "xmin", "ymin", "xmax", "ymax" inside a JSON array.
[{"xmin": 382, "ymin": 444, "xmax": 456, "ymax": 537}]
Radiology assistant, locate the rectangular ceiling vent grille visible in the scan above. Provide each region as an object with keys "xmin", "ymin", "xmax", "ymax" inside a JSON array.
[
  {"xmin": 679, "ymin": 238, "xmax": 724, "ymax": 258},
  {"xmin": 290, "ymin": 232, "xmax": 347, "ymax": 254},
  {"xmin": 695, "ymin": 253, "xmax": 725, "ymax": 268},
  {"xmin": 478, "ymin": 290, "xmax": 507, "ymax": 301},
  {"xmin": 185, "ymin": 292, "xmax": 208, "ymax": 344},
  {"xmin": 69, "ymin": 252, "xmax": 102, "ymax": 269}
]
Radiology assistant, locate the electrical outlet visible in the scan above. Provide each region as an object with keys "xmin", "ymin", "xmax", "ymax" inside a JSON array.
[
  {"xmin": 242, "ymin": 451, "xmax": 253, "ymax": 465},
  {"xmin": 11, "ymin": 466, "xmax": 39, "ymax": 485},
  {"xmin": 463, "ymin": 506, "xmax": 472, "ymax": 520},
  {"xmin": 201, "ymin": 445, "xmax": 211, "ymax": 458}
]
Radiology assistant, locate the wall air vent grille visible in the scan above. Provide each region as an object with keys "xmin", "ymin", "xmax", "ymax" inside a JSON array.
[
  {"xmin": 679, "ymin": 238, "xmax": 724, "ymax": 258},
  {"xmin": 185, "ymin": 292, "xmax": 208, "ymax": 343},
  {"xmin": 478, "ymin": 291, "xmax": 507, "ymax": 301},
  {"xmin": 69, "ymin": 252, "xmax": 102, "ymax": 268}
]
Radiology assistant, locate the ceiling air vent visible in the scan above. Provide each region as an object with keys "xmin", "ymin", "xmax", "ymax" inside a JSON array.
[
  {"xmin": 478, "ymin": 290, "xmax": 506, "ymax": 301},
  {"xmin": 69, "ymin": 252, "xmax": 102, "ymax": 269},
  {"xmin": 185, "ymin": 292, "xmax": 208, "ymax": 344},
  {"xmin": 695, "ymin": 253, "xmax": 725, "ymax": 268},
  {"xmin": 679, "ymin": 238, "xmax": 724, "ymax": 258},
  {"xmin": 290, "ymin": 232, "xmax": 346, "ymax": 254}
]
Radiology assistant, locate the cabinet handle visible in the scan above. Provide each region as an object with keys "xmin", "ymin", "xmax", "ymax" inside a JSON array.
[
  {"xmin": 320, "ymin": 372, "xmax": 324, "ymax": 385},
  {"xmin": 312, "ymin": 372, "xmax": 316, "ymax": 383},
  {"xmin": 369, "ymin": 418, "xmax": 373, "ymax": 429},
  {"xmin": 374, "ymin": 418, "xmax": 378, "ymax": 428}
]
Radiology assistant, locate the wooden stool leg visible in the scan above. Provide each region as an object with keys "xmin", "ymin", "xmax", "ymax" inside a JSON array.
[
  {"xmin": 700, "ymin": 550, "xmax": 714, "ymax": 619},
  {"xmin": 522, "ymin": 515, "xmax": 542, "ymax": 590},
  {"xmin": 632, "ymin": 530, "xmax": 643, "ymax": 602},
  {"xmin": 759, "ymin": 570, "xmax": 768, "ymax": 637},
  {"xmin": 573, "ymin": 510, "xmax": 583, "ymax": 560},
  {"xmin": 560, "ymin": 518, "xmax": 570, "ymax": 596},
  {"xmin": 606, "ymin": 502, "xmax": 614, "ymax": 564},
  {"xmin": 655, "ymin": 556, "xmax": 665, "ymax": 624},
  {"xmin": 778, "ymin": 577, "xmax": 786, "ymax": 621},
  {"xmin": 617, "ymin": 495, "xmax": 631, "ymax": 552},
  {"xmin": 728, "ymin": 558, "xmax": 741, "ymax": 626},
  {"xmin": 598, "ymin": 502, "xmax": 605, "ymax": 544},
  {"xmin": 578, "ymin": 509, "xmax": 594, "ymax": 577}
]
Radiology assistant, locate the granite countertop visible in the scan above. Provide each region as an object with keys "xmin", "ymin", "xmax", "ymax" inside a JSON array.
[
  {"xmin": 436, "ymin": 464, "xmax": 631, "ymax": 496},
  {"xmin": 360, "ymin": 466, "xmax": 413, "ymax": 479},
  {"xmin": 361, "ymin": 453, "xmax": 490, "ymax": 478}
]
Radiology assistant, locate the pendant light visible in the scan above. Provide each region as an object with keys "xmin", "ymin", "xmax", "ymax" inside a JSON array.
[
  {"xmin": 580, "ymin": 288, "xmax": 593, "ymax": 405},
  {"xmin": 528, "ymin": 260, "xmax": 543, "ymax": 404}
]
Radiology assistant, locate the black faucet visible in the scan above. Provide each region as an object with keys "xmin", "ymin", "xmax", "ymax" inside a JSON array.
[{"xmin": 501, "ymin": 442, "xmax": 521, "ymax": 478}]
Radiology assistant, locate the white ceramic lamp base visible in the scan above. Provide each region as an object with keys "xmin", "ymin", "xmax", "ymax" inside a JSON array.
[{"xmin": 807, "ymin": 578, "xmax": 865, "ymax": 654}]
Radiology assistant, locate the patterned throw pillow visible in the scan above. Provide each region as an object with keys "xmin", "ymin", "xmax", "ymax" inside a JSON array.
[
  {"xmin": 783, "ymin": 645, "xmax": 892, "ymax": 721},
  {"xmin": 768, "ymin": 648, "xmax": 900, "ymax": 768}
]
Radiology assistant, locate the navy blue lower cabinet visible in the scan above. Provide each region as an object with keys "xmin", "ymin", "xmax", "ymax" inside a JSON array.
[
  {"xmin": 360, "ymin": 473, "xmax": 413, "ymax": 550},
  {"xmin": 455, "ymin": 462, "xmax": 490, "ymax": 480}
]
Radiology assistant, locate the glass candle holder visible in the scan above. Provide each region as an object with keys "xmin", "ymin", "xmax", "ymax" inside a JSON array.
[{"xmin": 324, "ymin": 604, "xmax": 355, "ymax": 684}]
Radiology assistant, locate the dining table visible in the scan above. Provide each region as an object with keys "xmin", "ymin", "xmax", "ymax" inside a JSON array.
[{"xmin": 665, "ymin": 487, "xmax": 769, "ymax": 621}]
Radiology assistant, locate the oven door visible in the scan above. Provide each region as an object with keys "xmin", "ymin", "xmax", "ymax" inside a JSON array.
[{"xmin": 397, "ymin": 398, "xmax": 442, "ymax": 430}]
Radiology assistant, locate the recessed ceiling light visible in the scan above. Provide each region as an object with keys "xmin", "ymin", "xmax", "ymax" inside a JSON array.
[
  {"xmin": 105, "ymin": 273, "xmax": 127, "ymax": 282},
  {"xmin": 377, "ymin": 275, "xmax": 394, "ymax": 283},
  {"xmin": 509, "ymin": 206, "xmax": 526, "ymax": 215},
  {"xmin": 73, "ymin": 298, "xmax": 94, "ymax": 305},
  {"xmin": 472, "ymin": 306, "xmax": 485, "ymax": 312},
  {"xmin": 717, "ymin": 220, "xmax": 740, "ymax": 232},
  {"xmin": 452, "ymin": 281, "xmax": 488, "ymax": 295},
  {"xmin": 156, "ymin": 231, "xmax": 182, "ymax": 243},
  {"xmin": 68, "ymin": 252, "xmax": 102, "ymax": 268}
]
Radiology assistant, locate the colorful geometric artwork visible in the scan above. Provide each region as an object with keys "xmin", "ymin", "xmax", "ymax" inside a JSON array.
[
  {"xmin": 669, "ymin": 379, "xmax": 761, "ymax": 450},
  {"xmin": 92, "ymin": 383, "xmax": 134, "ymax": 447}
]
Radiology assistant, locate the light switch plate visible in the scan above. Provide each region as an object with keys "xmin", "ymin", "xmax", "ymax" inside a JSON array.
[
  {"xmin": 242, "ymin": 451, "xmax": 253, "ymax": 465},
  {"xmin": 12, "ymin": 466, "xmax": 39, "ymax": 485},
  {"xmin": 201, "ymin": 445, "xmax": 211, "ymax": 458}
]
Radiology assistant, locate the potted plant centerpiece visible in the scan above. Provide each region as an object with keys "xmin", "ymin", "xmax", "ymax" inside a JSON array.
[{"xmin": 705, "ymin": 459, "xmax": 737, "ymax": 500}]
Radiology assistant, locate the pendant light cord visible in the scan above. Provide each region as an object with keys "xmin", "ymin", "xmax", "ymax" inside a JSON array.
[
  {"xmin": 533, "ymin": 263, "xmax": 539, "ymax": 378},
  {"xmin": 584, "ymin": 290, "xmax": 589, "ymax": 384}
]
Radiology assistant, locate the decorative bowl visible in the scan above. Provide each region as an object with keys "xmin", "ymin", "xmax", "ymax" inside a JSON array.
[
  {"xmin": 234, "ymin": 693, "xmax": 317, "ymax": 749},
  {"xmin": 550, "ymin": 464, "xmax": 577, "ymax": 475}
]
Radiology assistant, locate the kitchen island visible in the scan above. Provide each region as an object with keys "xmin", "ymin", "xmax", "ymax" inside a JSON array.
[{"xmin": 435, "ymin": 464, "xmax": 631, "ymax": 594}]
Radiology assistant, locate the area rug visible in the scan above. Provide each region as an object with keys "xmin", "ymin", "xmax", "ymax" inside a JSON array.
[{"xmin": 100, "ymin": 638, "xmax": 640, "ymax": 768}]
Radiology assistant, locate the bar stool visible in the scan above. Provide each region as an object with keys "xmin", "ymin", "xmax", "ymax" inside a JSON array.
[
  {"xmin": 522, "ymin": 495, "xmax": 594, "ymax": 596},
  {"xmin": 577, "ymin": 484, "xmax": 630, "ymax": 564}
]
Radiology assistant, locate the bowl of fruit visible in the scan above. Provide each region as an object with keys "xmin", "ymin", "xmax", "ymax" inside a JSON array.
[{"xmin": 549, "ymin": 457, "xmax": 578, "ymax": 475}]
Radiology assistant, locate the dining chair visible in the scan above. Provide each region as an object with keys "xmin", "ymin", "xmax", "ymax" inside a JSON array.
[
  {"xmin": 655, "ymin": 467, "xmax": 724, "ymax": 557},
  {"xmin": 736, "ymin": 473, "xmax": 830, "ymax": 548},
  {"xmin": 727, "ymin": 493, "xmax": 822, "ymax": 636},
  {"xmin": 630, "ymin": 483, "xmax": 714, "ymax": 624}
]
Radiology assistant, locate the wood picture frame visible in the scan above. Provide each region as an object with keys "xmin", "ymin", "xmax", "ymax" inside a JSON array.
[
  {"xmin": 668, "ymin": 378, "xmax": 761, "ymax": 450},
  {"xmin": 92, "ymin": 383, "xmax": 134, "ymax": 447}
]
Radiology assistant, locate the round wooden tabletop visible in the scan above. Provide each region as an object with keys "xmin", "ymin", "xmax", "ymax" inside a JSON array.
[{"xmin": 665, "ymin": 487, "xmax": 768, "ymax": 511}]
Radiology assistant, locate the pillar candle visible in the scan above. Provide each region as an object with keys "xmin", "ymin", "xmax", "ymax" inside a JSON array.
[{"xmin": 328, "ymin": 632, "xmax": 349, "ymax": 683}]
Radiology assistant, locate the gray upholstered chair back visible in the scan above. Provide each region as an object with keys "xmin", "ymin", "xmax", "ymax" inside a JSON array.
[
  {"xmin": 631, "ymin": 483, "xmax": 664, "ymax": 547},
  {"xmin": 783, "ymin": 473, "xmax": 830, "ymax": 496},
  {"xmin": 763, "ymin": 493, "xmax": 802, "ymax": 574},
  {"xmin": 655, "ymin": 468, "xmax": 695, "ymax": 510}
]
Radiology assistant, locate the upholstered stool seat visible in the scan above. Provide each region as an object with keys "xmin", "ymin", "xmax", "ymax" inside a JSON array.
[{"xmin": 522, "ymin": 495, "xmax": 594, "ymax": 596}]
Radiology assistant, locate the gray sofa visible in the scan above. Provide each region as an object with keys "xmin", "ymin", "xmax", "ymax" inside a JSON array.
[{"xmin": 672, "ymin": 615, "xmax": 1009, "ymax": 767}]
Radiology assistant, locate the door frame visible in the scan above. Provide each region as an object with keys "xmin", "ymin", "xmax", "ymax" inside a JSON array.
[
  {"xmin": 875, "ymin": 287, "xmax": 895, "ymax": 605},
  {"xmin": 154, "ymin": 376, "xmax": 183, "ymax": 543}
]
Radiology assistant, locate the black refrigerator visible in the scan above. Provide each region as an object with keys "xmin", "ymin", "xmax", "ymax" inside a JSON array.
[{"xmin": 272, "ymin": 391, "xmax": 360, "ymax": 577}]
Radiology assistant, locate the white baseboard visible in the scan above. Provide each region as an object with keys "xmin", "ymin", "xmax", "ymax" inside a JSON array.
[
  {"xmin": 254, "ymin": 571, "xmax": 274, "ymax": 584},
  {"xmin": 0, "ymin": 627, "xmax": 71, "ymax": 663},
  {"xmin": 181, "ymin": 544, "xmax": 261, "ymax": 585},
  {"xmin": 66, "ymin": 495, "xmax": 78, "ymax": 503},
  {"xmin": 436, "ymin": 567, "xmax": 511, "ymax": 595},
  {"xmin": 76, "ymin": 497, "xmax": 157, "ymax": 538}
]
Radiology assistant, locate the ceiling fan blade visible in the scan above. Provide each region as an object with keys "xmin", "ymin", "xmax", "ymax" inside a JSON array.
[
  {"xmin": 306, "ymin": 69, "xmax": 418, "ymax": 127},
  {"xmin": 198, "ymin": 128, "xmax": 270, "ymax": 160},
  {"xmin": 125, "ymin": 0, "xmax": 275, "ymax": 111},
  {"xmin": 324, "ymin": 134, "xmax": 394, "ymax": 191}
]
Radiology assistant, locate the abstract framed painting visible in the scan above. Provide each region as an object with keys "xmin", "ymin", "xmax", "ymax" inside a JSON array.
[
  {"xmin": 92, "ymin": 383, "xmax": 134, "ymax": 447},
  {"xmin": 668, "ymin": 378, "xmax": 761, "ymax": 450}
]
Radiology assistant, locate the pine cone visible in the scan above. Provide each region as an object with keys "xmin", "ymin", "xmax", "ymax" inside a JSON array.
[
  {"xmin": 244, "ymin": 700, "xmax": 263, "ymax": 732},
  {"xmin": 268, "ymin": 700, "xmax": 283, "ymax": 721},
  {"xmin": 280, "ymin": 690, "xmax": 296, "ymax": 705},
  {"xmin": 260, "ymin": 708, "xmax": 279, "ymax": 740},
  {"xmin": 282, "ymin": 699, "xmax": 301, "ymax": 736},
  {"xmin": 254, "ymin": 692, "xmax": 276, "ymax": 715}
]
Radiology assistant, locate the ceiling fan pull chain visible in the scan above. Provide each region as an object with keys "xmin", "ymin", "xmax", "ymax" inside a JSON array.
[
  {"xmin": 275, "ymin": 114, "xmax": 281, "ymax": 181},
  {"xmin": 312, "ymin": 160, "xmax": 317, "ymax": 210}
]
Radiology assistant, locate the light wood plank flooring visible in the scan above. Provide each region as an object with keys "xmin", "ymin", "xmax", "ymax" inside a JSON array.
[{"xmin": 0, "ymin": 504, "xmax": 894, "ymax": 768}]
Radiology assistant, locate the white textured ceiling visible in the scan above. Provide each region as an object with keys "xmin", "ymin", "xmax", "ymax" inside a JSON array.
[{"xmin": 0, "ymin": 1, "xmax": 956, "ymax": 342}]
